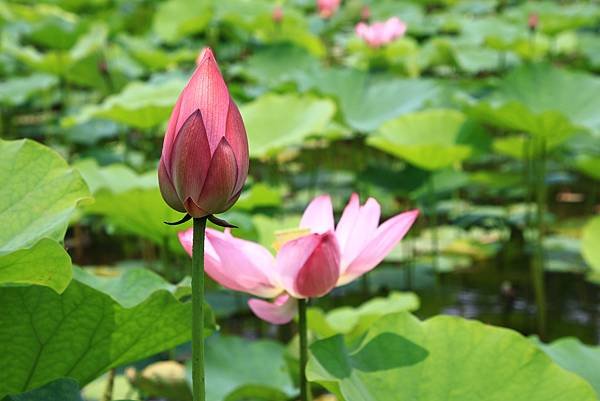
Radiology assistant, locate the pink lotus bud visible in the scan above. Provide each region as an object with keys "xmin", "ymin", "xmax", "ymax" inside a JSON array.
[
  {"xmin": 528, "ymin": 13, "xmax": 539, "ymax": 32},
  {"xmin": 360, "ymin": 5, "xmax": 370, "ymax": 21},
  {"xmin": 355, "ymin": 17, "xmax": 407, "ymax": 48},
  {"xmin": 159, "ymin": 48, "xmax": 249, "ymax": 218},
  {"xmin": 272, "ymin": 5, "xmax": 284, "ymax": 23},
  {"xmin": 317, "ymin": 0, "xmax": 341, "ymax": 19}
]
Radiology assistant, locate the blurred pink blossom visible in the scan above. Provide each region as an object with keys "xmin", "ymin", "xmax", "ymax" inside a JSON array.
[
  {"xmin": 317, "ymin": 0, "xmax": 341, "ymax": 19},
  {"xmin": 355, "ymin": 17, "xmax": 407, "ymax": 48}
]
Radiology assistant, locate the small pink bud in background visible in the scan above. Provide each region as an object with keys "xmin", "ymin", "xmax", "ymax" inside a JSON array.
[
  {"xmin": 360, "ymin": 5, "xmax": 370, "ymax": 21},
  {"xmin": 317, "ymin": 0, "xmax": 341, "ymax": 19},
  {"xmin": 355, "ymin": 17, "xmax": 407, "ymax": 48},
  {"xmin": 528, "ymin": 13, "xmax": 539, "ymax": 32},
  {"xmin": 272, "ymin": 5, "xmax": 284, "ymax": 23},
  {"xmin": 159, "ymin": 48, "xmax": 249, "ymax": 218}
]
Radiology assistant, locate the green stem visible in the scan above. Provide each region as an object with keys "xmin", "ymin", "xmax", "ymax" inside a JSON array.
[
  {"xmin": 101, "ymin": 368, "xmax": 115, "ymax": 401},
  {"xmin": 298, "ymin": 298, "xmax": 311, "ymax": 401},
  {"xmin": 428, "ymin": 176, "xmax": 439, "ymax": 271},
  {"xmin": 532, "ymin": 138, "xmax": 547, "ymax": 337},
  {"xmin": 192, "ymin": 217, "xmax": 208, "ymax": 401}
]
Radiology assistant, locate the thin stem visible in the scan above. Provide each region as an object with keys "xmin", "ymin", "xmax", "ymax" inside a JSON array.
[
  {"xmin": 532, "ymin": 138, "xmax": 547, "ymax": 337},
  {"xmin": 192, "ymin": 217, "xmax": 208, "ymax": 401},
  {"xmin": 101, "ymin": 368, "xmax": 116, "ymax": 401},
  {"xmin": 428, "ymin": 176, "xmax": 439, "ymax": 271},
  {"xmin": 298, "ymin": 298, "xmax": 311, "ymax": 401}
]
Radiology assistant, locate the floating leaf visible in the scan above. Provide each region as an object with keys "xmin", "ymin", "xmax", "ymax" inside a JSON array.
[
  {"xmin": 74, "ymin": 159, "xmax": 156, "ymax": 195},
  {"xmin": 534, "ymin": 337, "xmax": 600, "ymax": 398},
  {"xmin": 308, "ymin": 292, "xmax": 419, "ymax": 339},
  {"xmin": 368, "ymin": 110, "xmax": 486, "ymax": 170},
  {"xmin": 152, "ymin": 0, "xmax": 212, "ymax": 43},
  {"xmin": 7, "ymin": 378, "xmax": 82, "ymax": 401},
  {"xmin": 192, "ymin": 335, "xmax": 297, "ymax": 401},
  {"xmin": 0, "ymin": 270, "xmax": 215, "ymax": 398},
  {"xmin": 241, "ymin": 94, "xmax": 336, "ymax": 158},
  {"xmin": 0, "ymin": 74, "xmax": 58, "ymax": 107},
  {"xmin": 307, "ymin": 313, "xmax": 597, "ymax": 401}
]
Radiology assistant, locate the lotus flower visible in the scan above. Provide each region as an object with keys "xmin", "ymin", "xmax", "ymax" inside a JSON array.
[
  {"xmin": 272, "ymin": 5, "xmax": 284, "ymax": 23},
  {"xmin": 528, "ymin": 13, "xmax": 539, "ymax": 32},
  {"xmin": 179, "ymin": 194, "xmax": 418, "ymax": 324},
  {"xmin": 317, "ymin": 0, "xmax": 340, "ymax": 19},
  {"xmin": 159, "ymin": 48, "xmax": 249, "ymax": 218},
  {"xmin": 355, "ymin": 17, "xmax": 407, "ymax": 48}
]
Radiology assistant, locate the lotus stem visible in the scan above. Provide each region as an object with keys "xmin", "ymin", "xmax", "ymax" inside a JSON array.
[
  {"xmin": 298, "ymin": 298, "xmax": 311, "ymax": 401},
  {"xmin": 532, "ymin": 137, "xmax": 547, "ymax": 337},
  {"xmin": 192, "ymin": 217, "xmax": 208, "ymax": 401},
  {"xmin": 101, "ymin": 368, "xmax": 115, "ymax": 401}
]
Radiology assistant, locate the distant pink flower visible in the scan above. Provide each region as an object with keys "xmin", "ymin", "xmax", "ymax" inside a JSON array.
[
  {"xmin": 272, "ymin": 5, "xmax": 284, "ymax": 23},
  {"xmin": 355, "ymin": 17, "xmax": 407, "ymax": 48},
  {"xmin": 528, "ymin": 13, "xmax": 539, "ymax": 32},
  {"xmin": 317, "ymin": 0, "xmax": 340, "ymax": 19},
  {"xmin": 360, "ymin": 5, "xmax": 370, "ymax": 21},
  {"xmin": 179, "ymin": 194, "xmax": 418, "ymax": 324}
]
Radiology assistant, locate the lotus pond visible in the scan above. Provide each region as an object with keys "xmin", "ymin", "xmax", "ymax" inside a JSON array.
[{"xmin": 1, "ymin": 0, "xmax": 600, "ymax": 400}]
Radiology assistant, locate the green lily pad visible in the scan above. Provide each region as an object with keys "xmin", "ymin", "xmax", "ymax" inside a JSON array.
[
  {"xmin": 582, "ymin": 216, "xmax": 600, "ymax": 273},
  {"xmin": 0, "ymin": 74, "xmax": 58, "ymax": 107},
  {"xmin": 152, "ymin": 0, "xmax": 212, "ymax": 44},
  {"xmin": 308, "ymin": 292, "xmax": 420, "ymax": 339},
  {"xmin": 0, "ymin": 269, "xmax": 215, "ymax": 398},
  {"xmin": 0, "ymin": 139, "xmax": 90, "ymax": 254},
  {"xmin": 471, "ymin": 64, "xmax": 600, "ymax": 143},
  {"xmin": 190, "ymin": 335, "xmax": 297, "ymax": 401},
  {"xmin": 368, "ymin": 110, "xmax": 487, "ymax": 170},
  {"xmin": 85, "ymin": 188, "xmax": 190, "ymax": 250},
  {"xmin": 307, "ymin": 313, "xmax": 597, "ymax": 400},
  {"xmin": 74, "ymin": 159, "xmax": 156, "ymax": 195},
  {"xmin": 0, "ymin": 239, "xmax": 71, "ymax": 293},
  {"xmin": 311, "ymin": 69, "xmax": 439, "ymax": 132},
  {"xmin": 7, "ymin": 378, "xmax": 83, "ymax": 401},
  {"xmin": 63, "ymin": 78, "xmax": 185, "ymax": 129},
  {"xmin": 533, "ymin": 337, "xmax": 600, "ymax": 398},
  {"xmin": 241, "ymin": 94, "xmax": 336, "ymax": 158}
]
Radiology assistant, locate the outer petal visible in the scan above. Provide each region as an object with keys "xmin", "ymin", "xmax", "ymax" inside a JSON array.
[
  {"xmin": 161, "ymin": 92, "xmax": 183, "ymax": 170},
  {"xmin": 338, "ymin": 209, "xmax": 419, "ymax": 286},
  {"xmin": 248, "ymin": 294, "xmax": 297, "ymax": 325},
  {"xmin": 277, "ymin": 232, "xmax": 340, "ymax": 298},
  {"xmin": 170, "ymin": 110, "xmax": 211, "ymax": 214},
  {"xmin": 300, "ymin": 195, "xmax": 334, "ymax": 234},
  {"xmin": 177, "ymin": 48, "xmax": 230, "ymax": 153},
  {"xmin": 336, "ymin": 196, "xmax": 381, "ymax": 272},
  {"xmin": 195, "ymin": 137, "xmax": 238, "ymax": 214},
  {"xmin": 178, "ymin": 228, "xmax": 281, "ymax": 298},
  {"xmin": 158, "ymin": 158, "xmax": 185, "ymax": 212},
  {"xmin": 224, "ymin": 98, "xmax": 249, "ymax": 195}
]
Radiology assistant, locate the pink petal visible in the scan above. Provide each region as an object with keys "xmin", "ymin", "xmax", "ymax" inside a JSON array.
[
  {"xmin": 248, "ymin": 294, "xmax": 297, "ymax": 325},
  {"xmin": 178, "ymin": 228, "xmax": 281, "ymax": 298},
  {"xmin": 158, "ymin": 158, "xmax": 185, "ymax": 212},
  {"xmin": 170, "ymin": 110, "xmax": 211, "ymax": 213},
  {"xmin": 276, "ymin": 232, "xmax": 340, "ymax": 298},
  {"xmin": 336, "ymin": 196, "xmax": 381, "ymax": 271},
  {"xmin": 177, "ymin": 48, "xmax": 230, "ymax": 153},
  {"xmin": 161, "ymin": 91, "xmax": 183, "ymax": 171},
  {"xmin": 339, "ymin": 209, "xmax": 419, "ymax": 285},
  {"xmin": 224, "ymin": 98, "xmax": 249, "ymax": 195},
  {"xmin": 195, "ymin": 137, "xmax": 239, "ymax": 215},
  {"xmin": 300, "ymin": 194, "xmax": 334, "ymax": 234}
]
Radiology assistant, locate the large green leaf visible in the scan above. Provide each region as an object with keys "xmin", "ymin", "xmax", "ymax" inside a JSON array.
[
  {"xmin": 0, "ymin": 139, "xmax": 90, "ymax": 254},
  {"xmin": 0, "ymin": 268, "xmax": 214, "ymax": 398},
  {"xmin": 0, "ymin": 74, "xmax": 57, "ymax": 107},
  {"xmin": 368, "ymin": 110, "xmax": 486, "ymax": 170},
  {"xmin": 471, "ymin": 64, "xmax": 600, "ymax": 143},
  {"xmin": 0, "ymin": 239, "xmax": 71, "ymax": 293},
  {"xmin": 308, "ymin": 292, "xmax": 419, "ymax": 339},
  {"xmin": 241, "ymin": 94, "xmax": 336, "ymax": 158},
  {"xmin": 0, "ymin": 139, "xmax": 89, "ymax": 292},
  {"xmin": 84, "ymin": 188, "xmax": 189, "ymax": 249},
  {"xmin": 307, "ymin": 313, "xmax": 597, "ymax": 401},
  {"xmin": 63, "ymin": 78, "xmax": 185, "ymax": 129},
  {"xmin": 7, "ymin": 378, "xmax": 83, "ymax": 401},
  {"xmin": 190, "ymin": 335, "xmax": 297, "ymax": 401},
  {"xmin": 581, "ymin": 216, "xmax": 600, "ymax": 274},
  {"xmin": 152, "ymin": 0, "xmax": 212, "ymax": 43},
  {"xmin": 74, "ymin": 159, "xmax": 156, "ymax": 195},
  {"xmin": 310, "ymin": 69, "xmax": 439, "ymax": 132},
  {"xmin": 534, "ymin": 337, "xmax": 600, "ymax": 397}
]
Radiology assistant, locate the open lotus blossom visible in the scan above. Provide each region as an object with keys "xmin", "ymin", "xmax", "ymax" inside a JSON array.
[
  {"xmin": 159, "ymin": 47, "xmax": 249, "ymax": 218},
  {"xmin": 179, "ymin": 194, "xmax": 418, "ymax": 324},
  {"xmin": 317, "ymin": 0, "xmax": 340, "ymax": 19},
  {"xmin": 355, "ymin": 17, "xmax": 407, "ymax": 48}
]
